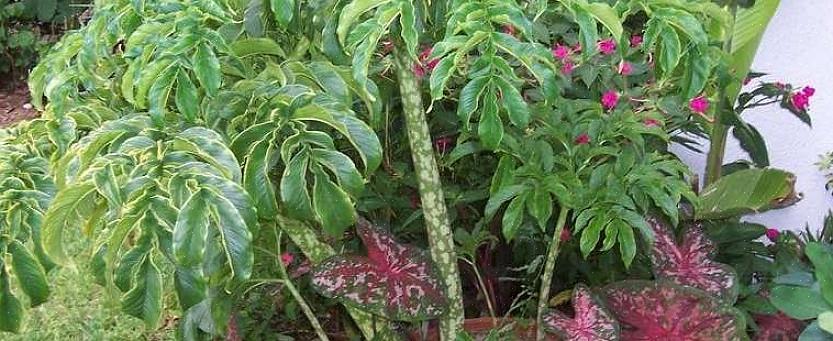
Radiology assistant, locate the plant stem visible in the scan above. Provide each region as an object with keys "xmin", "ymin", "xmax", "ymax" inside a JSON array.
[
  {"xmin": 536, "ymin": 206, "xmax": 569, "ymax": 341},
  {"xmin": 462, "ymin": 258, "xmax": 496, "ymax": 321},
  {"xmin": 274, "ymin": 229, "xmax": 330, "ymax": 341},
  {"xmin": 393, "ymin": 47, "xmax": 464, "ymax": 340}
]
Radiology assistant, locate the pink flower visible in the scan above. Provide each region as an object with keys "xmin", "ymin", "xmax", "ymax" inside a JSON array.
[
  {"xmin": 791, "ymin": 92, "xmax": 810, "ymax": 111},
  {"xmin": 433, "ymin": 136, "xmax": 454, "ymax": 153},
  {"xmin": 552, "ymin": 44, "xmax": 571, "ymax": 60},
  {"xmin": 630, "ymin": 35, "xmax": 643, "ymax": 47},
  {"xmin": 561, "ymin": 61, "xmax": 575, "ymax": 75},
  {"xmin": 765, "ymin": 228, "xmax": 780, "ymax": 242},
  {"xmin": 560, "ymin": 227, "xmax": 571, "ymax": 242},
  {"xmin": 643, "ymin": 118, "xmax": 660, "ymax": 127},
  {"xmin": 618, "ymin": 61, "xmax": 633, "ymax": 75},
  {"xmin": 281, "ymin": 252, "xmax": 295, "ymax": 267},
  {"xmin": 802, "ymin": 86, "xmax": 816, "ymax": 97},
  {"xmin": 414, "ymin": 47, "xmax": 439, "ymax": 78},
  {"xmin": 689, "ymin": 95, "xmax": 710, "ymax": 114},
  {"xmin": 574, "ymin": 133, "xmax": 590, "ymax": 145},
  {"xmin": 598, "ymin": 39, "xmax": 616, "ymax": 55},
  {"xmin": 774, "ymin": 82, "xmax": 785, "ymax": 89},
  {"xmin": 601, "ymin": 90, "xmax": 619, "ymax": 110},
  {"xmin": 502, "ymin": 25, "xmax": 516, "ymax": 37},
  {"xmin": 743, "ymin": 77, "xmax": 752, "ymax": 86}
]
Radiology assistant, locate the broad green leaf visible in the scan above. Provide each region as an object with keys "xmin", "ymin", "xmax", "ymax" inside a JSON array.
[
  {"xmin": 697, "ymin": 168, "xmax": 797, "ymax": 220},
  {"xmin": 728, "ymin": 0, "xmax": 781, "ymax": 100},
  {"xmin": 174, "ymin": 190, "xmax": 211, "ymax": 267},
  {"xmin": 292, "ymin": 104, "xmax": 382, "ymax": 173},
  {"xmin": 806, "ymin": 243, "xmax": 833, "ymax": 307},
  {"xmin": 0, "ymin": 271, "xmax": 23, "ymax": 333},
  {"xmin": 430, "ymin": 56, "xmax": 456, "ymax": 100},
  {"xmin": 337, "ymin": 0, "xmax": 392, "ymax": 44},
  {"xmin": 682, "ymin": 46, "xmax": 713, "ymax": 99},
  {"xmin": 175, "ymin": 267, "xmax": 206, "ymax": 311},
  {"xmin": 244, "ymin": 137, "xmax": 279, "ymax": 218},
  {"xmin": 148, "ymin": 63, "xmax": 178, "ymax": 125},
  {"xmin": 280, "ymin": 153, "xmax": 314, "ymax": 218},
  {"xmin": 527, "ymin": 187, "xmax": 552, "ymax": 230},
  {"xmin": 658, "ymin": 25, "xmax": 681, "ymax": 77},
  {"xmin": 134, "ymin": 58, "xmax": 174, "ymax": 109},
  {"xmin": 494, "ymin": 77, "xmax": 530, "ymax": 128},
  {"xmin": 42, "ymin": 182, "xmax": 97, "ymax": 263},
  {"xmin": 9, "ymin": 241, "xmax": 49, "ymax": 306},
  {"xmin": 733, "ymin": 123, "xmax": 769, "ymax": 167},
  {"xmin": 502, "ymin": 195, "xmax": 526, "ymax": 241},
  {"xmin": 585, "ymin": 2, "xmax": 623, "ymax": 40},
  {"xmin": 231, "ymin": 38, "xmax": 286, "ymax": 58},
  {"xmin": 572, "ymin": 4, "xmax": 599, "ymax": 57},
  {"xmin": 580, "ymin": 216, "xmax": 606, "ymax": 258},
  {"xmin": 114, "ymin": 235, "xmax": 152, "ymax": 293},
  {"xmin": 176, "ymin": 71, "xmax": 199, "ymax": 123},
  {"xmin": 457, "ymin": 76, "xmax": 490, "ymax": 127},
  {"xmin": 193, "ymin": 43, "xmax": 222, "ymax": 96},
  {"xmin": 174, "ymin": 127, "xmax": 242, "ymax": 183},
  {"xmin": 121, "ymin": 257, "xmax": 163, "ymax": 328},
  {"xmin": 270, "ymin": 0, "xmax": 294, "ymax": 27},
  {"xmin": 770, "ymin": 285, "xmax": 832, "ymax": 320},
  {"xmin": 311, "ymin": 148, "xmax": 365, "ymax": 196},
  {"xmin": 478, "ymin": 91, "xmax": 503, "ymax": 150},
  {"xmin": 819, "ymin": 312, "xmax": 833, "ymax": 335},
  {"xmin": 208, "ymin": 190, "xmax": 254, "ymax": 281},
  {"xmin": 618, "ymin": 223, "xmax": 636, "ymax": 268},
  {"xmin": 312, "ymin": 166, "xmax": 356, "ymax": 236},
  {"xmin": 398, "ymin": 0, "xmax": 418, "ymax": 57},
  {"xmin": 656, "ymin": 8, "xmax": 708, "ymax": 44}
]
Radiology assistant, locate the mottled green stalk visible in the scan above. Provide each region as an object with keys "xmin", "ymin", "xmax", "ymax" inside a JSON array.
[
  {"xmin": 536, "ymin": 206, "xmax": 569, "ymax": 341},
  {"xmin": 275, "ymin": 216, "xmax": 399, "ymax": 340},
  {"xmin": 393, "ymin": 48, "xmax": 464, "ymax": 340}
]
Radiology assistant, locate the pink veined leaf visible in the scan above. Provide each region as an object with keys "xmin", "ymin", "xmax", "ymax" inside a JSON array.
[
  {"xmin": 648, "ymin": 217, "xmax": 738, "ymax": 301},
  {"xmin": 543, "ymin": 284, "xmax": 619, "ymax": 341},
  {"xmin": 311, "ymin": 217, "xmax": 447, "ymax": 321},
  {"xmin": 752, "ymin": 312, "xmax": 805, "ymax": 341},
  {"xmin": 603, "ymin": 280, "xmax": 741, "ymax": 341}
]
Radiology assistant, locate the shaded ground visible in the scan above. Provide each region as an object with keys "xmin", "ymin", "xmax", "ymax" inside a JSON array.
[{"xmin": 0, "ymin": 82, "xmax": 39, "ymax": 127}]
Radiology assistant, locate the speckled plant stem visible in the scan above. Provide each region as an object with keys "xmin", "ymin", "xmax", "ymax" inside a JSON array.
[
  {"xmin": 536, "ymin": 206, "xmax": 569, "ymax": 341},
  {"xmin": 393, "ymin": 48, "xmax": 464, "ymax": 340},
  {"xmin": 275, "ymin": 216, "xmax": 399, "ymax": 340}
]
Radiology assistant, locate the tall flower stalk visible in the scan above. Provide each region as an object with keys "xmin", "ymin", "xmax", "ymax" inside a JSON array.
[
  {"xmin": 392, "ymin": 45, "xmax": 464, "ymax": 339},
  {"xmin": 536, "ymin": 206, "xmax": 570, "ymax": 340}
]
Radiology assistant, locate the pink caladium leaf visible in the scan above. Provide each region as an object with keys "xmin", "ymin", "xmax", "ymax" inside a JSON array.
[
  {"xmin": 543, "ymin": 284, "xmax": 619, "ymax": 341},
  {"xmin": 310, "ymin": 217, "xmax": 447, "ymax": 321},
  {"xmin": 753, "ymin": 312, "xmax": 805, "ymax": 341},
  {"xmin": 603, "ymin": 280, "xmax": 741, "ymax": 341},
  {"xmin": 648, "ymin": 217, "xmax": 738, "ymax": 301}
]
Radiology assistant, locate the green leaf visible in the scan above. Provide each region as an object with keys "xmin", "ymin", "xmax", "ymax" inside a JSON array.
[
  {"xmin": 174, "ymin": 190, "xmax": 210, "ymax": 267},
  {"xmin": 174, "ymin": 267, "xmax": 206, "ymax": 311},
  {"xmin": 231, "ymin": 38, "xmax": 286, "ymax": 58},
  {"xmin": 36, "ymin": 0, "xmax": 57, "ymax": 21},
  {"xmin": 618, "ymin": 223, "xmax": 636, "ymax": 268},
  {"xmin": 572, "ymin": 4, "xmax": 599, "ymax": 56},
  {"xmin": 502, "ymin": 195, "xmax": 526, "ymax": 241},
  {"xmin": 174, "ymin": 127, "xmax": 242, "ymax": 183},
  {"xmin": 658, "ymin": 25, "xmax": 681, "ymax": 77},
  {"xmin": 134, "ymin": 58, "xmax": 174, "ymax": 109},
  {"xmin": 42, "ymin": 182, "xmax": 97, "ymax": 263},
  {"xmin": 770, "ymin": 285, "xmax": 833, "ymax": 320},
  {"xmin": 270, "ymin": 0, "xmax": 294, "ymax": 27},
  {"xmin": 457, "ymin": 76, "xmax": 490, "ymax": 127},
  {"xmin": 114, "ymin": 235, "xmax": 152, "ymax": 293},
  {"xmin": 494, "ymin": 77, "xmax": 530, "ymax": 128},
  {"xmin": 148, "ymin": 63, "xmax": 178, "ymax": 125},
  {"xmin": 311, "ymin": 148, "xmax": 365, "ymax": 196},
  {"xmin": 806, "ymin": 243, "xmax": 833, "ymax": 307},
  {"xmin": 312, "ymin": 166, "xmax": 356, "ymax": 236},
  {"xmin": 399, "ymin": 0, "xmax": 418, "ymax": 57},
  {"xmin": 527, "ymin": 187, "xmax": 552, "ymax": 231},
  {"xmin": 0, "ymin": 271, "xmax": 23, "ymax": 333},
  {"xmin": 281, "ymin": 153, "xmax": 314, "ymax": 219},
  {"xmin": 819, "ymin": 311, "xmax": 833, "ymax": 335},
  {"xmin": 580, "ymin": 216, "xmax": 606, "ymax": 258},
  {"xmin": 478, "ymin": 91, "xmax": 503, "ymax": 150},
  {"xmin": 244, "ymin": 137, "xmax": 279, "ymax": 218},
  {"xmin": 682, "ymin": 47, "xmax": 713, "ymax": 99},
  {"xmin": 193, "ymin": 43, "xmax": 222, "ymax": 97},
  {"xmin": 292, "ymin": 104, "xmax": 382, "ymax": 173},
  {"xmin": 337, "ymin": 0, "xmax": 392, "ymax": 44},
  {"xmin": 656, "ymin": 8, "xmax": 708, "ymax": 44},
  {"xmin": 585, "ymin": 2, "xmax": 622, "ymax": 40},
  {"xmin": 9, "ymin": 241, "xmax": 49, "ymax": 306},
  {"xmin": 697, "ymin": 168, "xmax": 797, "ymax": 220},
  {"xmin": 728, "ymin": 0, "xmax": 781, "ymax": 100},
  {"xmin": 799, "ymin": 321, "xmax": 833, "ymax": 341},
  {"xmin": 121, "ymin": 257, "xmax": 163, "ymax": 328},
  {"xmin": 208, "ymin": 189, "xmax": 254, "ymax": 281},
  {"xmin": 429, "ymin": 56, "xmax": 456, "ymax": 100},
  {"xmin": 733, "ymin": 123, "xmax": 769, "ymax": 167},
  {"xmin": 176, "ymin": 71, "xmax": 199, "ymax": 123}
]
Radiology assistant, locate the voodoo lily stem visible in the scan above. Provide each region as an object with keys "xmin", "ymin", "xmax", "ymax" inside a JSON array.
[
  {"xmin": 393, "ymin": 47, "xmax": 464, "ymax": 339},
  {"xmin": 537, "ymin": 206, "xmax": 570, "ymax": 341}
]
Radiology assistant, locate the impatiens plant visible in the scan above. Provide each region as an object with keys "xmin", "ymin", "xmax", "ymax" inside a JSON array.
[
  {"xmin": 311, "ymin": 217, "xmax": 447, "ymax": 321},
  {"xmin": 542, "ymin": 284, "xmax": 619, "ymax": 341},
  {"xmin": 649, "ymin": 218, "xmax": 738, "ymax": 302},
  {"xmin": 603, "ymin": 280, "xmax": 741, "ymax": 340}
]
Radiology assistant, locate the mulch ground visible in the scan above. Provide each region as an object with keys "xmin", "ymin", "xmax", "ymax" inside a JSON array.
[{"xmin": 0, "ymin": 82, "xmax": 39, "ymax": 128}]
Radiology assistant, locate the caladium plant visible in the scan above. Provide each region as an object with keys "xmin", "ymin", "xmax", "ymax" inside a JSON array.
[
  {"xmin": 543, "ymin": 284, "xmax": 619, "ymax": 341},
  {"xmin": 311, "ymin": 217, "xmax": 447, "ymax": 321},
  {"xmin": 649, "ymin": 217, "xmax": 739, "ymax": 302},
  {"xmin": 602, "ymin": 280, "xmax": 741, "ymax": 341}
]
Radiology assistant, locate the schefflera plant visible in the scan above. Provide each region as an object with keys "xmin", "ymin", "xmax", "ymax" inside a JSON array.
[{"xmin": 310, "ymin": 217, "xmax": 448, "ymax": 321}]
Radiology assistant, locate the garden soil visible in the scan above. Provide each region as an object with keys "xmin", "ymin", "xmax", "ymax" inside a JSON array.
[{"xmin": 0, "ymin": 82, "xmax": 38, "ymax": 127}]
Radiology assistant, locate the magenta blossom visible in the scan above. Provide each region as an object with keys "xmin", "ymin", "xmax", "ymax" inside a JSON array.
[
  {"xmin": 281, "ymin": 252, "xmax": 295, "ymax": 267},
  {"xmin": 433, "ymin": 135, "xmax": 454, "ymax": 153},
  {"xmin": 552, "ymin": 44, "xmax": 570, "ymax": 60},
  {"xmin": 561, "ymin": 227, "xmax": 571, "ymax": 242},
  {"xmin": 414, "ymin": 47, "xmax": 439, "ymax": 78},
  {"xmin": 791, "ymin": 93, "xmax": 810, "ymax": 111},
  {"xmin": 598, "ymin": 39, "xmax": 616, "ymax": 55},
  {"xmin": 575, "ymin": 133, "xmax": 590, "ymax": 145},
  {"xmin": 689, "ymin": 95, "xmax": 710, "ymax": 114},
  {"xmin": 765, "ymin": 228, "xmax": 780, "ymax": 242},
  {"xmin": 561, "ymin": 61, "xmax": 575, "ymax": 75},
  {"xmin": 802, "ymin": 86, "xmax": 816, "ymax": 97},
  {"xmin": 601, "ymin": 90, "xmax": 619, "ymax": 110},
  {"xmin": 619, "ymin": 61, "xmax": 633, "ymax": 75},
  {"xmin": 630, "ymin": 35, "xmax": 643, "ymax": 47}
]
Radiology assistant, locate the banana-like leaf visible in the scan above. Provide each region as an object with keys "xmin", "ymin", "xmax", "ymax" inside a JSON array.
[{"xmin": 696, "ymin": 168, "xmax": 798, "ymax": 220}]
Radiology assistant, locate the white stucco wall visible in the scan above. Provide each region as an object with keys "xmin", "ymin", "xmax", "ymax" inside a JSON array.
[{"xmin": 672, "ymin": 1, "xmax": 833, "ymax": 231}]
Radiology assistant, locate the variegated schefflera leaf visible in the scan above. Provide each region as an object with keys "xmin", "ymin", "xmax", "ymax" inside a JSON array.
[
  {"xmin": 602, "ymin": 280, "xmax": 741, "ymax": 341},
  {"xmin": 648, "ymin": 217, "xmax": 738, "ymax": 302},
  {"xmin": 543, "ymin": 284, "xmax": 619, "ymax": 341},
  {"xmin": 311, "ymin": 217, "xmax": 448, "ymax": 321}
]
